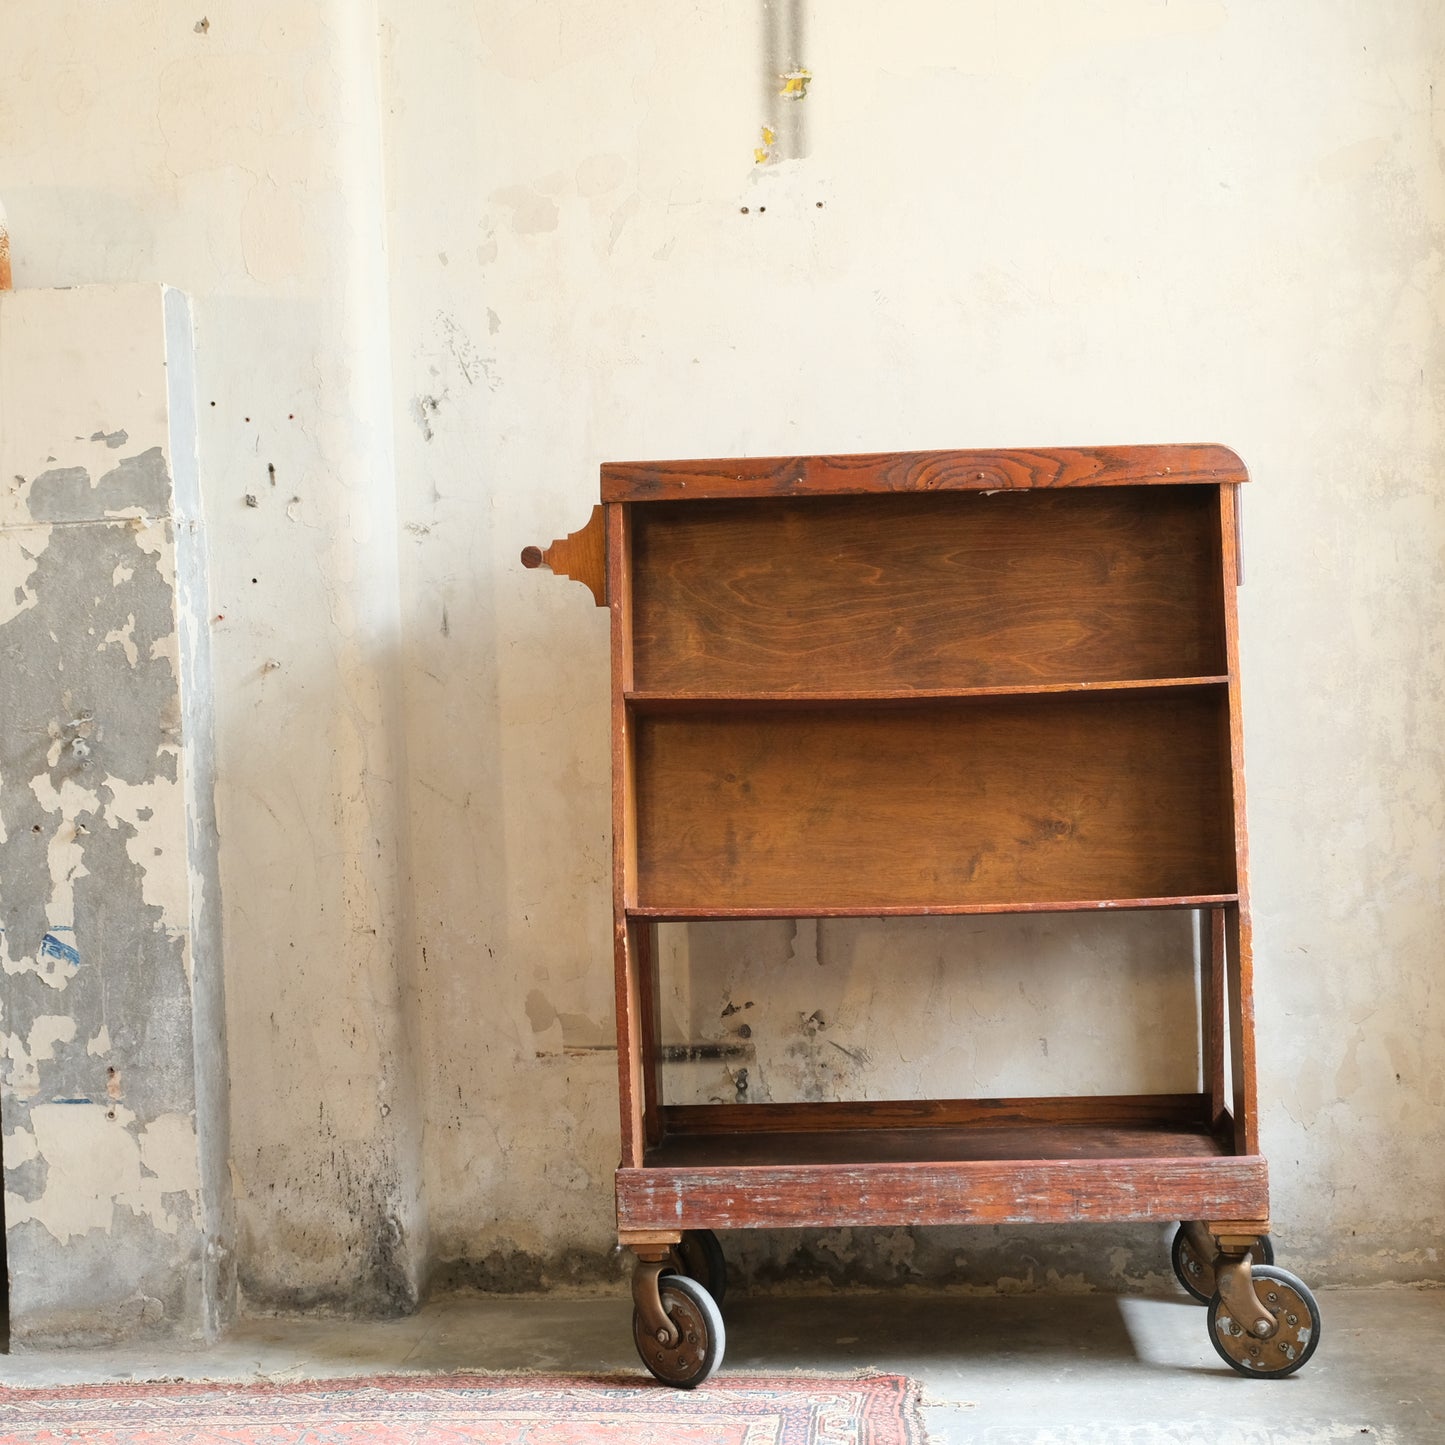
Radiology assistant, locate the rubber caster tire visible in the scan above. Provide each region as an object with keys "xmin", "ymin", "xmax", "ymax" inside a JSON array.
[
  {"xmin": 1172, "ymin": 1224, "xmax": 1274, "ymax": 1304},
  {"xmin": 1208, "ymin": 1264, "xmax": 1321, "ymax": 1377},
  {"xmin": 677, "ymin": 1229, "xmax": 728, "ymax": 1308},
  {"xmin": 632, "ymin": 1273, "xmax": 725, "ymax": 1388}
]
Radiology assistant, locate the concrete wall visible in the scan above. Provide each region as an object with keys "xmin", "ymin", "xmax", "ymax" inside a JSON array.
[
  {"xmin": 0, "ymin": 0, "xmax": 1440, "ymax": 1322},
  {"xmin": 0, "ymin": 285, "xmax": 234, "ymax": 1342}
]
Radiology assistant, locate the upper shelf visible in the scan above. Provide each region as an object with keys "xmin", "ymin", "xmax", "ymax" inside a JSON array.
[
  {"xmin": 603, "ymin": 444, "xmax": 1248, "ymax": 503},
  {"xmin": 625, "ymin": 676, "xmax": 1230, "ymax": 710},
  {"xmin": 631, "ymin": 488, "xmax": 1228, "ymax": 694}
]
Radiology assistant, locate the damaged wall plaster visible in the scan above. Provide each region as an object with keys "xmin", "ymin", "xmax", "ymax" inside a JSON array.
[
  {"xmin": 0, "ymin": 285, "xmax": 234, "ymax": 1343},
  {"xmin": 1, "ymin": 3, "xmax": 426, "ymax": 1320}
]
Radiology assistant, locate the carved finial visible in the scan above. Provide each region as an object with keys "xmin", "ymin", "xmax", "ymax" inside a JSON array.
[{"xmin": 521, "ymin": 505, "xmax": 606, "ymax": 606}]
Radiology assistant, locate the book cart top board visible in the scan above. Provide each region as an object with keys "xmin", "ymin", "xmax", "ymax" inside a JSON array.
[{"xmin": 524, "ymin": 445, "xmax": 1321, "ymax": 1385}]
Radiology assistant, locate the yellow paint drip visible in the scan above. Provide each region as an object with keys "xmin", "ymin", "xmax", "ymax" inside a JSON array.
[{"xmin": 780, "ymin": 68, "xmax": 812, "ymax": 99}]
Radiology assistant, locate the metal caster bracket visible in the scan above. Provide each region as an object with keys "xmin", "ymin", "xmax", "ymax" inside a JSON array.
[
  {"xmin": 631, "ymin": 1248, "xmax": 679, "ymax": 1349},
  {"xmin": 1215, "ymin": 1250, "xmax": 1278, "ymax": 1341}
]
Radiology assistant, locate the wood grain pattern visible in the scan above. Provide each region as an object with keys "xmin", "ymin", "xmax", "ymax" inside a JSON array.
[
  {"xmin": 627, "ymin": 677, "xmax": 1230, "ymax": 710},
  {"xmin": 638, "ymin": 921, "xmax": 664, "ymax": 1149},
  {"xmin": 1203, "ymin": 908, "xmax": 1228, "ymax": 1131},
  {"xmin": 521, "ymin": 504, "xmax": 607, "ymax": 606},
  {"xmin": 616, "ymin": 1153, "xmax": 1269, "ymax": 1231},
  {"xmin": 1217, "ymin": 487, "xmax": 1259, "ymax": 1157},
  {"xmin": 603, "ymin": 444, "xmax": 1248, "ymax": 503},
  {"xmin": 635, "ymin": 692, "xmax": 1235, "ymax": 912},
  {"xmin": 646, "ymin": 1123, "xmax": 1224, "ymax": 1168},
  {"xmin": 632, "ymin": 489, "xmax": 1225, "ymax": 693},
  {"xmin": 608, "ymin": 504, "xmax": 644, "ymax": 1167},
  {"xmin": 560, "ymin": 448, "xmax": 1268, "ymax": 1244},
  {"xmin": 628, "ymin": 894, "xmax": 1238, "ymax": 921},
  {"xmin": 659, "ymin": 1094, "xmax": 1213, "ymax": 1136}
]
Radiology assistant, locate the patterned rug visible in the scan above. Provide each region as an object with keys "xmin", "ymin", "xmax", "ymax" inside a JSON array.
[{"xmin": 0, "ymin": 1371, "xmax": 926, "ymax": 1444}]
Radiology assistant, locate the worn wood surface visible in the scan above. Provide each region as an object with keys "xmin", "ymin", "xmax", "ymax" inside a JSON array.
[
  {"xmin": 522, "ymin": 504, "xmax": 607, "ymax": 605},
  {"xmin": 632, "ymin": 489, "xmax": 1225, "ymax": 694},
  {"xmin": 1203, "ymin": 908, "xmax": 1229, "ymax": 1131},
  {"xmin": 616, "ymin": 1154, "xmax": 1269, "ymax": 1231},
  {"xmin": 1217, "ymin": 486, "xmax": 1259, "ymax": 1157},
  {"xmin": 603, "ymin": 444, "xmax": 1249, "ymax": 503},
  {"xmin": 565, "ymin": 449, "xmax": 1267, "ymax": 1237},
  {"xmin": 628, "ymin": 677, "xmax": 1230, "ymax": 710},
  {"xmin": 646, "ymin": 1123, "xmax": 1226, "ymax": 1168},
  {"xmin": 629, "ymin": 895, "xmax": 1237, "ymax": 921},
  {"xmin": 638, "ymin": 921, "xmax": 664, "ymax": 1149},
  {"xmin": 608, "ymin": 504, "xmax": 645, "ymax": 1167},
  {"xmin": 635, "ymin": 692, "xmax": 1234, "ymax": 912},
  {"xmin": 660, "ymin": 1094, "xmax": 1214, "ymax": 1136}
]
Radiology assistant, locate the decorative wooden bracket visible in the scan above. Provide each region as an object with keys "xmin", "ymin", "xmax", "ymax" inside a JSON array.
[{"xmin": 521, "ymin": 505, "xmax": 606, "ymax": 607}]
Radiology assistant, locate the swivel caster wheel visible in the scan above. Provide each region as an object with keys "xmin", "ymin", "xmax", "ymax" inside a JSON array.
[
  {"xmin": 676, "ymin": 1228, "xmax": 728, "ymax": 1307},
  {"xmin": 1208, "ymin": 1264, "xmax": 1321, "ymax": 1378},
  {"xmin": 632, "ymin": 1274, "xmax": 725, "ymax": 1388},
  {"xmin": 1172, "ymin": 1222, "xmax": 1273, "ymax": 1304}
]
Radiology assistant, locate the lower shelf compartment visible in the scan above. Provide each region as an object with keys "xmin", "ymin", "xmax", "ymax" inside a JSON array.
[{"xmin": 616, "ymin": 1096, "xmax": 1268, "ymax": 1232}]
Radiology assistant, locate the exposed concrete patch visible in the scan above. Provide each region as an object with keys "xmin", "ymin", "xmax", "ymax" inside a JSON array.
[
  {"xmin": 4, "ymin": 1103, "xmax": 201, "ymax": 1242},
  {"xmin": 26, "ymin": 448, "xmax": 173, "ymax": 523},
  {"xmin": 0, "ymin": 286, "xmax": 232, "ymax": 1342}
]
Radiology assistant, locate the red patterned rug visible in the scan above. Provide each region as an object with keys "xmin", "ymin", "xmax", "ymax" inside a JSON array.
[{"xmin": 0, "ymin": 1371, "xmax": 926, "ymax": 1444}]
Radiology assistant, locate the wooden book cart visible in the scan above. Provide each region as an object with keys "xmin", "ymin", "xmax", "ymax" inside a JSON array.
[{"xmin": 525, "ymin": 445, "xmax": 1320, "ymax": 1386}]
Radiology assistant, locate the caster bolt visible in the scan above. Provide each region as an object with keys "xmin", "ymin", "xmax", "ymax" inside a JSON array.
[
  {"xmin": 656, "ymin": 1329, "xmax": 670, "ymax": 1343},
  {"xmin": 1253, "ymin": 1320, "xmax": 1273, "ymax": 1336}
]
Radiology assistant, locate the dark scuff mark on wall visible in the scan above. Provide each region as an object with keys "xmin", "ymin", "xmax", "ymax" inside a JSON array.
[
  {"xmin": 235, "ymin": 1149, "xmax": 422, "ymax": 1318},
  {"xmin": 428, "ymin": 1244, "xmax": 627, "ymax": 1296}
]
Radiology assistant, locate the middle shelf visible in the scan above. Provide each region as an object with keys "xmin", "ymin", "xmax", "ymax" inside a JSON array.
[
  {"xmin": 629, "ymin": 686, "xmax": 1236, "ymax": 914},
  {"xmin": 625, "ymin": 675, "xmax": 1230, "ymax": 711}
]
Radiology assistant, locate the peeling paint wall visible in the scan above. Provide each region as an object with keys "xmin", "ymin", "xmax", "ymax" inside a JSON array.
[
  {"xmin": 1, "ymin": 3, "xmax": 427, "ymax": 1320},
  {"xmin": 0, "ymin": 285, "xmax": 234, "ymax": 1341},
  {"xmin": 0, "ymin": 0, "xmax": 1440, "ymax": 1327}
]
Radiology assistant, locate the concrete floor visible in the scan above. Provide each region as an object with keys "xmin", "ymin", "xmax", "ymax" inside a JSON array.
[{"xmin": 1, "ymin": 1288, "xmax": 1440, "ymax": 1443}]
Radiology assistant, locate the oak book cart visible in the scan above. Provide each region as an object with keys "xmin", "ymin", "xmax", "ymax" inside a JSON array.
[{"xmin": 524, "ymin": 445, "xmax": 1321, "ymax": 1386}]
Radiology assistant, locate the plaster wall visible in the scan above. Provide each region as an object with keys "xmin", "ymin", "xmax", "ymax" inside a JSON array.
[
  {"xmin": 0, "ymin": 284, "xmax": 234, "ymax": 1341},
  {"xmin": 0, "ymin": 0, "xmax": 1440, "ymax": 1317},
  {"xmin": 386, "ymin": 0, "xmax": 1445, "ymax": 1293},
  {"xmin": 2, "ymin": 2, "xmax": 426, "ymax": 1314}
]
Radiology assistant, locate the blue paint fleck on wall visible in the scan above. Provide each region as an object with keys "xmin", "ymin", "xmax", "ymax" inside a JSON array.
[{"xmin": 39, "ymin": 931, "xmax": 80, "ymax": 968}]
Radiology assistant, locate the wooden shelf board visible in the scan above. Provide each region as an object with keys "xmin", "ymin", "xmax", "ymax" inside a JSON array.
[
  {"xmin": 635, "ymin": 692, "xmax": 1236, "ymax": 912},
  {"xmin": 603, "ymin": 444, "xmax": 1248, "ymax": 502},
  {"xmin": 630, "ymin": 489, "xmax": 1229, "ymax": 695},
  {"xmin": 628, "ymin": 895, "xmax": 1238, "ymax": 922},
  {"xmin": 659, "ymin": 1094, "xmax": 1216, "ymax": 1135},
  {"xmin": 617, "ymin": 1133, "xmax": 1269, "ymax": 1230},
  {"xmin": 626, "ymin": 677, "xmax": 1230, "ymax": 710}
]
